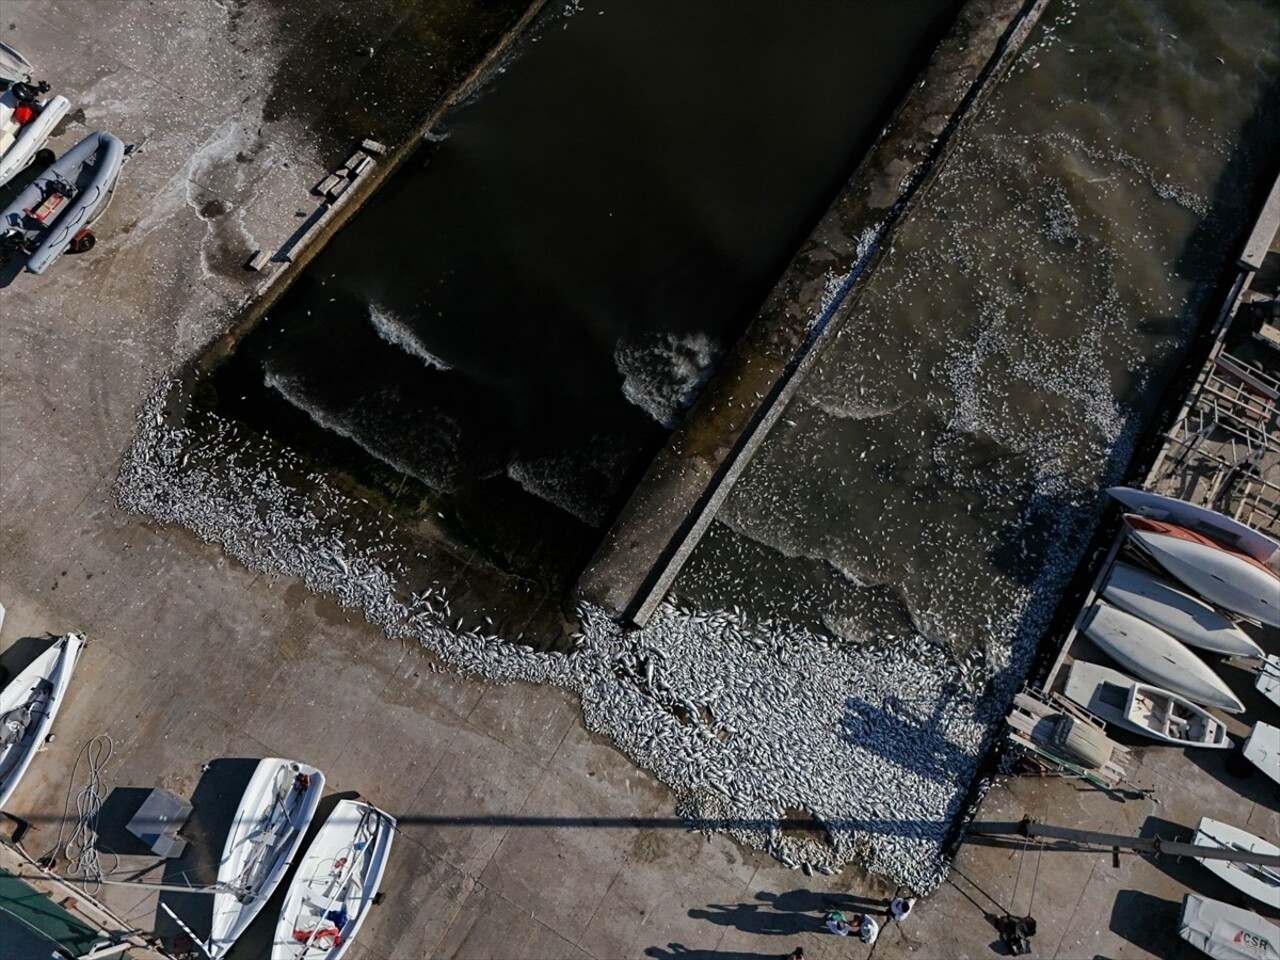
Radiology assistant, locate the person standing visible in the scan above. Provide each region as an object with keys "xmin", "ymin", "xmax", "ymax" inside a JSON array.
[
  {"xmin": 890, "ymin": 895, "xmax": 917, "ymax": 921},
  {"xmin": 857, "ymin": 913, "xmax": 880, "ymax": 945}
]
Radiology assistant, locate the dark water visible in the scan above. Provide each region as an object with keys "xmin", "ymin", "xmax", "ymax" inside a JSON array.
[{"xmin": 208, "ymin": 0, "xmax": 961, "ymax": 585}]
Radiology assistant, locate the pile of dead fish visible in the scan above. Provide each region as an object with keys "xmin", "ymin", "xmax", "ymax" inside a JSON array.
[{"xmin": 117, "ymin": 377, "xmax": 1027, "ymax": 892}]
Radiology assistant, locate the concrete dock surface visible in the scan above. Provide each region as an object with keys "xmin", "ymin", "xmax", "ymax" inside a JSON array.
[{"xmin": 1, "ymin": 2, "xmax": 1277, "ymax": 958}]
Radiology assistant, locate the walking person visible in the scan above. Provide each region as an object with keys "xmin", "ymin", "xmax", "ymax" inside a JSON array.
[{"xmin": 825, "ymin": 909, "xmax": 851, "ymax": 936}]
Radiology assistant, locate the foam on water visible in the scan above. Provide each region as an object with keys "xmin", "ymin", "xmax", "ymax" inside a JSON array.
[
  {"xmin": 368, "ymin": 302, "xmax": 453, "ymax": 372},
  {"xmin": 265, "ymin": 369, "xmax": 462, "ymax": 493},
  {"xmin": 615, "ymin": 332, "xmax": 724, "ymax": 428},
  {"xmin": 506, "ymin": 443, "xmax": 630, "ymax": 528}
]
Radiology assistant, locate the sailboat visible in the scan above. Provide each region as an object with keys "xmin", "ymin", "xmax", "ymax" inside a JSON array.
[
  {"xmin": 271, "ymin": 799, "xmax": 395, "ymax": 959},
  {"xmin": 1192, "ymin": 818, "xmax": 1280, "ymax": 907},
  {"xmin": 0, "ymin": 633, "xmax": 85, "ymax": 810},
  {"xmin": 208, "ymin": 758, "xmax": 325, "ymax": 958}
]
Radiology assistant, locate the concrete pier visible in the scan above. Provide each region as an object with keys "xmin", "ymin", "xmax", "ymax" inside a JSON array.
[{"xmin": 575, "ymin": 0, "xmax": 1050, "ymax": 626}]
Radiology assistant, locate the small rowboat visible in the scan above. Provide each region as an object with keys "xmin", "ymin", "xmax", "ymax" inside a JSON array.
[
  {"xmin": 271, "ymin": 799, "xmax": 396, "ymax": 959},
  {"xmin": 1063, "ymin": 660, "xmax": 1230, "ymax": 749},
  {"xmin": 1122, "ymin": 515, "xmax": 1280, "ymax": 628},
  {"xmin": 1192, "ymin": 817, "xmax": 1280, "ymax": 907},
  {"xmin": 1081, "ymin": 601, "xmax": 1243, "ymax": 713},
  {"xmin": 0, "ymin": 634, "xmax": 85, "ymax": 810},
  {"xmin": 0, "ymin": 129, "xmax": 125, "ymax": 274},
  {"xmin": 208, "ymin": 758, "xmax": 325, "ymax": 959},
  {"xmin": 1101, "ymin": 562, "xmax": 1262, "ymax": 658}
]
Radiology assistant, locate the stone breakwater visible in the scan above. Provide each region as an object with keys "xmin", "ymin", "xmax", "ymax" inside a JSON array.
[{"xmin": 118, "ymin": 379, "xmax": 1032, "ymax": 893}]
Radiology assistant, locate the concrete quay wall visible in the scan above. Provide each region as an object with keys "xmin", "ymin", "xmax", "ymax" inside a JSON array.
[{"xmin": 575, "ymin": 0, "xmax": 1051, "ymax": 626}]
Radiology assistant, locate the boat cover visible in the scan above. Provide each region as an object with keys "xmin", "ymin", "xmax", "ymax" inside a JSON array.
[
  {"xmin": 1244, "ymin": 721, "xmax": 1280, "ymax": 786},
  {"xmin": 1259, "ymin": 656, "xmax": 1280, "ymax": 710},
  {"xmin": 1179, "ymin": 894, "xmax": 1279, "ymax": 960}
]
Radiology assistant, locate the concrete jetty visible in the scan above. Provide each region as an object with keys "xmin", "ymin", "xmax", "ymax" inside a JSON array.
[{"xmin": 575, "ymin": 0, "xmax": 1050, "ymax": 626}]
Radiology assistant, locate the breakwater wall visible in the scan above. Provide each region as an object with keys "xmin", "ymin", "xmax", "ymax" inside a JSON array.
[{"xmin": 574, "ymin": 0, "xmax": 1050, "ymax": 626}]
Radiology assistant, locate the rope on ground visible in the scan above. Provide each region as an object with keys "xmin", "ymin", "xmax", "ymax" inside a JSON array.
[{"xmin": 43, "ymin": 734, "xmax": 118, "ymax": 894}]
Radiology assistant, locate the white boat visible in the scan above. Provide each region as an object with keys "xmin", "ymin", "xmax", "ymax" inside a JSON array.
[
  {"xmin": 209, "ymin": 758, "xmax": 326, "ymax": 959},
  {"xmin": 1258, "ymin": 654, "xmax": 1280, "ymax": 710},
  {"xmin": 1192, "ymin": 818, "xmax": 1280, "ymax": 907},
  {"xmin": 1063, "ymin": 660, "xmax": 1231, "ymax": 749},
  {"xmin": 1179, "ymin": 894, "xmax": 1280, "ymax": 960},
  {"xmin": 271, "ymin": 799, "xmax": 395, "ymax": 959},
  {"xmin": 1108, "ymin": 486, "xmax": 1280, "ymax": 565},
  {"xmin": 1101, "ymin": 562, "xmax": 1263, "ymax": 658},
  {"xmin": 0, "ymin": 129, "xmax": 126, "ymax": 275},
  {"xmin": 0, "ymin": 633, "xmax": 85, "ymax": 810},
  {"xmin": 1243, "ymin": 722, "xmax": 1279, "ymax": 787},
  {"xmin": 1123, "ymin": 515, "xmax": 1280, "ymax": 628},
  {"xmin": 1081, "ymin": 602, "xmax": 1244, "ymax": 713}
]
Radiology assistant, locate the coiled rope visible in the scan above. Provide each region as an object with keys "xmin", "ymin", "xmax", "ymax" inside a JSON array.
[{"xmin": 43, "ymin": 734, "xmax": 118, "ymax": 893}]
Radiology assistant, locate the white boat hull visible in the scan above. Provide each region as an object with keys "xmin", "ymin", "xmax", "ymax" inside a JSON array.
[
  {"xmin": 1102, "ymin": 562, "xmax": 1262, "ymax": 658},
  {"xmin": 1125, "ymin": 524, "xmax": 1280, "ymax": 628},
  {"xmin": 1193, "ymin": 817, "xmax": 1280, "ymax": 907},
  {"xmin": 209, "ymin": 758, "xmax": 325, "ymax": 959},
  {"xmin": 1081, "ymin": 602, "xmax": 1244, "ymax": 713},
  {"xmin": 1063, "ymin": 660, "xmax": 1230, "ymax": 749},
  {"xmin": 0, "ymin": 634, "xmax": 84, "ymax": 810},
  {"xmin": 1108, "ymin": 486, "xmax": 1280, "ymax": 564},
  {"xmin": 271, "ymin": 800, "xmax": 396, "ymax": 960}
]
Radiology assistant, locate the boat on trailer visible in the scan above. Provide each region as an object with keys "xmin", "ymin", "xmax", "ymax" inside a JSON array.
[
  {"xmin": 1081, "ymin": 601, "xmax": 1244, "ymax": 714},
  {"xmin": 1122, "ymin": 514, "xmax": 1280, "ymax": 628},
  {"xmin": 1192, "ymin": 817, "xmax": 1280, "ymax": 907},
  {"xmin": 0, "ymin": 633, "xmax": 85, "ymax": 810},
  {"xmin": 208, "ymin": 758, "xmax": 325, "ymax": 959},
  {"xmin": 271, "ymin": 799, "xmax": 396, "ymax": 959},
  {"xmin": 0, "ymin": 129, "xmax": 125, "ymax": 274},
  {"xmin": 1063, "ymin": 660, "xmax": 1230, "ymax": 749},
  {"xmin": 1101, "ymin": 562, "xmax": 1262, "ymax": 658}
]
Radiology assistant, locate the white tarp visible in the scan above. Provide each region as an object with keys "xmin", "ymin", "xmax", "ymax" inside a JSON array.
[
  {"xmin": 1245, "ymin": 721, "xmax": 1280, "ymax": 786},
  {"xmin": 1180, "ymin": 894, "xmax": 1280, "ymax": 960}
]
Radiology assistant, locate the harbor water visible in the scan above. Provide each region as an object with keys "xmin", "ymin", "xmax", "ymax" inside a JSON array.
[{"xmin": 204, "ymin": 0, "xmax": 961, "ymax": 588}]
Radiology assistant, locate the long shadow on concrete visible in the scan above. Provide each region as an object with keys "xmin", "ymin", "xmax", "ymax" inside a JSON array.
[
  {"xmin": 687, "ymin": 887, "xmax": 892, "ymax": 939},
  {"xmin": 645, "ymin": 945, "xmax": 784, "ymax": 960}
]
